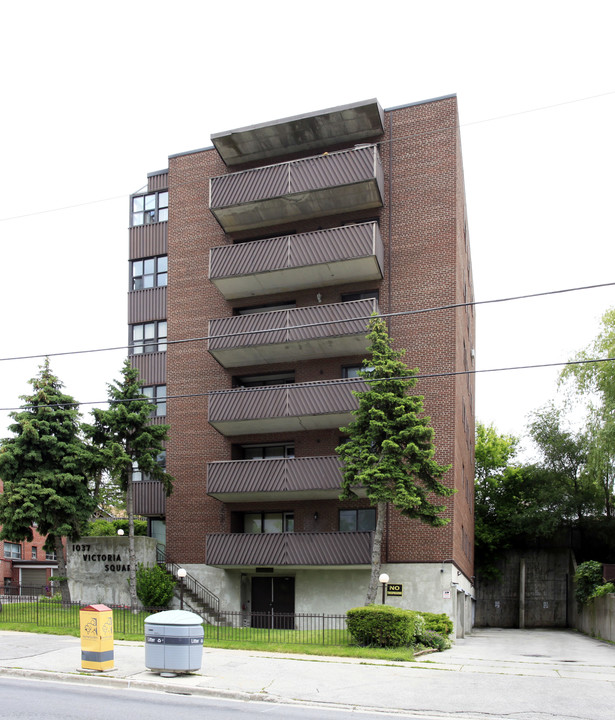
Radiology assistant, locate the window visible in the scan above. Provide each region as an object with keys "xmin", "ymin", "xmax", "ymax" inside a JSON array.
[
  {"xmin": 234, "ymin": 371, "xmax": 295, "ymax": 388},
  {"xmin": 235, "ymin": 302, "xmax": 295, "ymax": 316},
  {"xmin": 130, "ymin": 321, "xmax": 167, "ymax": 354},
  {"xmin": 31, "ymin": 547, "xmax": 37, "ymax": 560},
  {"xmin": 341, "ymin": 290, "xmax": 379, "ymax": 303},
  {"xmin": 243, "ymin": 512, "xmax": 294, "ymax": 534},
  {"xmin": 131, "ymin": 191, "xmax": 168, "ymax": 226},
  {"xmin": 342, "ymin": 365, "xmax": 373, "ymax": 379},
  {"xmin": 131, "ymin": 256, "xmax": 168, "ymax": 290},
  {"xmin": 46, "ymin": 550, "xmax": 57, "ymax": 561},
  {"xmin": 242, "ymin": 443, "xmax": 295, "ymax": 459},
  {"xmin": 4, "ymin": 542, "xmax": 21, "ymax": 559},
  {"xmin": 339, "ymin": 508, "xmax": 376, "ymax": 532},
  {"xmin": 133, "ymin": 451, "xmax": 166, "ymax": 482},
  {"xmin": 142, "ymin": 385, "xmax": 167, "ymax": 416}
]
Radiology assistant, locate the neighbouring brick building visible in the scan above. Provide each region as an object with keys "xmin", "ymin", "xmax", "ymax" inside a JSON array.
[{"xmin": 129, "ymin": 96, "xmax": 475, "ymax": 632}]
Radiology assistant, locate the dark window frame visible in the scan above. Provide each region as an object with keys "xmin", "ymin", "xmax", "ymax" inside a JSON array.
[
  {"xmin": 131, "ymin": 255, "xmax": 168, "ymax": 290},
  {"xmin": 131, "ymin": 190, "xmax": 168, "ymax": 226},
  {"xmin": 130, "ymin": 320, "xmax": 167, "ymax": 355},
  {"xmin": 338, "ymin": 508, "xmax": 376, "ymax": 532}
]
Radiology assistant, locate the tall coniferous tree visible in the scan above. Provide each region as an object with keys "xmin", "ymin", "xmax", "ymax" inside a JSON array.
[
  {"xmin": 0, "ymin": 359, "xmax": 95, "ymax": 602},
  {"xmin": 88, "ymin": 360, "xmax": 172, "ymax": 610},
  {"xmin": 336, "ymin": 317, "xmax": 453, "ymax": 604}
]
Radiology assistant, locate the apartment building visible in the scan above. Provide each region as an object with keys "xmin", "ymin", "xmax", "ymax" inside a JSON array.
[{"xmin": 129, "ymin": 96, "xmax": 475, "ymax": 628}]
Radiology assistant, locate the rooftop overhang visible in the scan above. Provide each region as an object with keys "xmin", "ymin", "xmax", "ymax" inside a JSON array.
[{"xmin": 211, "ymin": 99, "xmax": 384, "ymax": 166}]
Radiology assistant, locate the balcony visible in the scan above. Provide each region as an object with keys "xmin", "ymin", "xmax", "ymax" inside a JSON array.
[
  {"xmin": 205, "ymin": 532, "xmax": 373, "ymax": 568},
  {"xmin": 209, "ymin": 222, "xmax": 383, "ymax": 299},
  {"xmin": 207, "ymin": 455, "xmax": 349, "ymax": 502},
  {"xmin": 209, "ymin": 145, "xmax": 384, "ymax": 233},
  {"xmin": 208, "ymin": 378, "xmax": 366, "ymax": 436},
  {"xmin": 133, "ymin": 480, "xmax": 166, "ymax": 517},
  {"xmin": 208, "ymin": 298, "xmax": 377, "ymax": 368},
  {"xmin": 211, "ymin": 99, "xmax": 384, "ymax": 166}
]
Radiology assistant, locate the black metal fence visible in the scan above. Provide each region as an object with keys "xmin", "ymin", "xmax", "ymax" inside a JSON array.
[
  {"xmin": 0, "ymin": 592, "xmax": 351, "ymax": 647},
  {"xmin": 203, "ymin": 610, "xmax": 350, "ymax": 646}
]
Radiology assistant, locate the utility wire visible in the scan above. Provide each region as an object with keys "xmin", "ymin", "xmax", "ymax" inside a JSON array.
[
  {"xmin": 1, "ymin": 89, "xmax": 613, "ymax": 223},
  {"xmin": 0, "ymin": 355, "xmax": 612, "ymax": 413},
  {"xmin": 1, "ymin": 281, "xmax": 613, "ymax": 364}
]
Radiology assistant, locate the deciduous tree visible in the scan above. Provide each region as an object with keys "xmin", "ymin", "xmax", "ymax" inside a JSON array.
[{"xmin": 336, "ymin": 317, "xmax": 452, "ymax": 604}]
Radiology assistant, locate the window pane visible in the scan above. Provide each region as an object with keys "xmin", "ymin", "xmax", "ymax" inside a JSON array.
[
  {"xmin": 133, "ymin": 277, "xmax": 144, "ymax": 290},
  {"xmin": 284, "ymin": 513, "xmax": 294, "ymax": 532},
  {"xmin": 143, "ymin": 274, "xmax": 154, "ymax": 289},
  {"xmin": 144, "ymin": 323, "xmax": 156, "ymax": 339},
  {"xmin": 132, "ymin": 212, "xmax": 144, "ymax": 226},
  {"xmin": 132, "ymin": 260, "xmax": 143, "ymax": 277},
  {"xmin": 143, "ymin": 258, "xmax": 155, "ymax": 275},
  {"xmin": 244, "ymin": 514, "xmax": 262, "ymax": 533},
  {"xmin": 357, "ymin": 508, "xmax": 376, "ymax": 532},
  {"xmin": 132, "ymin": 196, "xmax": 144, "ymax": 211},
  {"xmin": 158, "ymin": 256, "xmax": 168, "ymax": 272},
  {"xmin": 142, "ymin": 386, "xmax": 154, "ymax": 399},
  {"xmin": 243, "ymin": 447, "xmax": 263, "ymax": 459},
  {"xmin": 157, "ymin": 272, "xmax": 168, "ymax": 287},
  {"xmin": 264, "ymin": 446, "xmax": 286, "ymax": 458},
  {"xmin": 158, "ymin": 208, "xmax": 168, "ymax": 222},
  {"xmin": 144, "ymin": 210, "xmax": 156, "ymax": 224},
  {"xmin": 158, "ymin": 191, "xmax": 168, "ymax": 208},
  {"xmin": 132, "ymin": 325, "xmax": 144, "ymax": 340},
  {"xmin": 339, "ymin": 510, "xmax": 356, "ymax": 532},
  {"xmin": 263, "ymin": 513, "xmax": 283, "ymax": 533},
  {"xmin": 144, "ymin": 194, "xmax": 156, "ymax": 210},
  {"xmin": 158, "ymin": 321, "xmax": 167, "ymax": 338}
]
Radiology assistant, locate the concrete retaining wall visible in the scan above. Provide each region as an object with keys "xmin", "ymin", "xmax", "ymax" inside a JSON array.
[
  {"xmin": 67, "ymin": 536, "xmax": 157, "ymax": 605},
  {"xmin": 574, "ymin": 593, "xmax": 615, "ymax": 642}
]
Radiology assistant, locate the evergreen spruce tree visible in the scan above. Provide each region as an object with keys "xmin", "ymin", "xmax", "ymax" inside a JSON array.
[
  {"xmin": 0, "ymin": 359, "xmax": 95, "ymax": 602},
  {"xmin": 336, "ymin": 317, "xmax": 453, "ymax": 604},
  {"xmin": 88, "ymin": 360, "xmax": 172, "ymax": 610}
]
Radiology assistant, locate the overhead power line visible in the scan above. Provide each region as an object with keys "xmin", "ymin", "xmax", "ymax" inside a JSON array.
[
  {"xmin": 0, "ymin": 355, "xmax": 612, "ymax": 414},
  {"xmin": 0, "ymin": 281, "xmax": 613, "ymax": 365},
  {"xmin": 1, "ymin": 89, "xmax": 613, "ymax": 223}
]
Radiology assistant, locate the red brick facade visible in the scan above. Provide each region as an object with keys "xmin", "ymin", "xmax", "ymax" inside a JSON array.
[{"xmin": 130, "ymin": 96, "xmax": 475, "ymax": 610}]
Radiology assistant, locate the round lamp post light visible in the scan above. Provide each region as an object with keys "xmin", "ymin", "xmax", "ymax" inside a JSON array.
[
  {"xmin": 379, "ymin": 572, "xmax": 390, "ymax": 604},
  {"xmin": 177, "ymin": 568, "xmax": 187, "ymax": 609}
]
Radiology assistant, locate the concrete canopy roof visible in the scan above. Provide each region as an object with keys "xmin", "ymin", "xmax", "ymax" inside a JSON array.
[{"xmin": 211, "ymin": 99, "xmax": 384, "ymax": 166}]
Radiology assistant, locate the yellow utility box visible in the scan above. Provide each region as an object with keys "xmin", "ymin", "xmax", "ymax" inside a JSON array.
[{"xmin": 79, "ymin": 604, "xmax": 114, "ymax": 671}]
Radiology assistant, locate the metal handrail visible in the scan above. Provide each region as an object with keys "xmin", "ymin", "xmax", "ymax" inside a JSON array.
[{"xmin": 156, "ymin": 545, "xmax": 220, "ymax": 616}]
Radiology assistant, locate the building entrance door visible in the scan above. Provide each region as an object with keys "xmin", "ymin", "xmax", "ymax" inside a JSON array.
[{"xmin": 251, "ymin": 576, "xmax": 295, "ymax": 628}]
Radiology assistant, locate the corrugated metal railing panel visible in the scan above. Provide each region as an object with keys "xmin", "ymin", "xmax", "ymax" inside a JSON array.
[
  {"xmin": 133, "ymin": 480, "xmax": 166, "ymax": 516},
  {"xmin": 207, "ymin": 455, "xmax": 343, "ymax": 495},
  {"xmin": 130, "ymin": 352, "xmax": 167, "ymax": 386},
  {"xmin": 209, "ymin": 222, "xmax": 382, "ymax": 281},
  {"xmin": 210, "ymin": 146, "xmax": 381, "ymax": 209},
  {"xmin": 206, "ymin": 532, "xmax": 373, "ymax": 566},
  {"xmin": 209, "ymin": 309, "xmax": 287, "ymax": 350},
  {"xmin": 208, "ymin": 379, "xmax": 365, "ymax": 424},
  {"xmin": 208, "ymin": 299, "xmax": 375, "ymax": 352},
  {"xmin": 148, "ymin": 171, "xmax": 168, "ymax": 192},
  {"xmin": 129, "ymin": 222, "xmax": 168, "ymax": 259},
  {"xmin": 290, "ymin": 146, "xmax": 376, "ymax": 194},
  {"xmin": 128, "ymin": 286, "xmax": 167, "ymax": 324}
]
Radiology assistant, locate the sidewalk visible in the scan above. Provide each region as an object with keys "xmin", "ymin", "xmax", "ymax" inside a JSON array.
[{"xmin": 1, "ymin": 628, "xmax": 614, "ymax": 719}]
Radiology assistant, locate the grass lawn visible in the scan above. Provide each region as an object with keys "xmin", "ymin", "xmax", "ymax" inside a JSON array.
[{"xmin": 0, "ymin": 603, "xmax": 416, "ymax": 661}]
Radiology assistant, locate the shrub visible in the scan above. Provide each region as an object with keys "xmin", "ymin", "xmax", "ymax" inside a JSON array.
[
  {"xmin": 39, "ymin": 593, "xmax": 62, "ymax": 604},
  {"xmin": 346, "ymin": 605, "xmax": 421, "ymax": 648},
  {"xmin": 135, "ymin": 563, "xmax": 176, "ymax": 607},
  {"xmin": 420, "ymin": 629, "xmax": 452, "ymax": 651},
  {"xmin": 418, "ymin": 612, "xmax": 454, "ymax": 637},
  {"xmin": 82, "ymin": 519, "xmax": 148, "ymax": 536},
  {"xmin": 590, "ymin": 582, "xmax": 615, "ymax": 600},
  {"xmin": 575, "ymin": 560, "xmax": 604, "ymax": 609}
]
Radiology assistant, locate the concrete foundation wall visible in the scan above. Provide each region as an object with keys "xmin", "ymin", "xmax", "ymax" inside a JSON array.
[
  {"xmin": 67, "ymin": 536, "xmax": 157, "ymax": 606},
  {"xmin": 574, "ymin": 594, "xmax": 615, "ymax": 642},
  {"xmin": 185, "ymin": 562, "xmax": 474, "ymax": 635}
]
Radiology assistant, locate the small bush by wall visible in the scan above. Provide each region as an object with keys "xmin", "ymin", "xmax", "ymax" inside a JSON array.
[
  {"xmin": 135, "ymin": 563, "xmax": 175, "ymax": 608},
  {"xmin": 346, "ymin": 605, "xmax": 423, "ymax": 647}
]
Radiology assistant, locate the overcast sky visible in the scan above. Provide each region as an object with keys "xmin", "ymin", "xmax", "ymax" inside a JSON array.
[{"xmin": 1, "ymin": 1, "xmax": 614, "ymax": 457}]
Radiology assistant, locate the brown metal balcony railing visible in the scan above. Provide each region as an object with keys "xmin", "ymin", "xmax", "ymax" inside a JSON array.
[
  {"xmin": 207, "ymin": 455, "xmax": 345, "ymax": 502},
  {"xmin": 208, "ymin": 298, "xmax": 377, "ymax": 368},
  {"xmin": 208, "ymin": 377, "xmax": 367, "ymax": 436},
  {"xmin": 133, "ymin": 480, "xmax": 166, "ymax": 516},
  {"xmin": 209, "ymin": 222, "xmax": 383, "ymax": 299},
  {"xmin": 209, "ymin": 145, "xmax": 384, "ymax": 233},
  {"xmin": 205, "ymin": 531, "xmax": 373, "ymax": 567}
]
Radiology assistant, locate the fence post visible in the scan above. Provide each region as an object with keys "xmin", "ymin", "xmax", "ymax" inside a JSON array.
[{"xmin": 322, "ymin": 613, "xmax": 325, "ymax": 646}]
